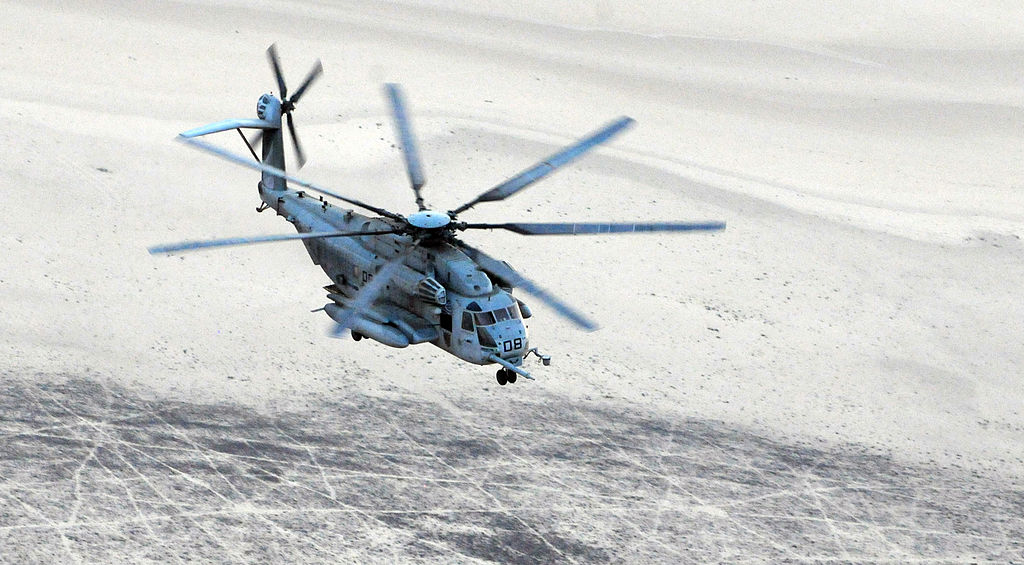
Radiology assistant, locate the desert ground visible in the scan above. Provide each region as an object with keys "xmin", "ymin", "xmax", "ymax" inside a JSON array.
[{"xmin": 2, "ymin": 0, "xmax": 1023, "ymax": 562}]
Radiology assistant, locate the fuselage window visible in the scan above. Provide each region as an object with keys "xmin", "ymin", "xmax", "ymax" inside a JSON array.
[
  {"xmin": 441, "ymin": 312, "xmax": 452, "ymax": 332},
  {"xmin": 474, "ymin": 311, "xmax": 496, "ymax": 326},
  {"xmin": 461, "ymin": 312, "xmax": 475, "ymax": 331}
]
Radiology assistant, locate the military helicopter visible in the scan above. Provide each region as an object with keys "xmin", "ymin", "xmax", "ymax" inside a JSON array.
[{"xmin": 150, "ymin": 45, "xmax": 725, "ymax": 385}]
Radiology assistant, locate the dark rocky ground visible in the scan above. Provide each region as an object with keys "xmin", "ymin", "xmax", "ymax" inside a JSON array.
[{"xmin": 0, "ymin": 373, "xmax": 1021, "ymax": 563}]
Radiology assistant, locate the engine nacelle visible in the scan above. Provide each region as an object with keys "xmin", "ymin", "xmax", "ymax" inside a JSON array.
[{"xmin": 415, "ymin": 277, "xmax": 446, "ymax": 305}]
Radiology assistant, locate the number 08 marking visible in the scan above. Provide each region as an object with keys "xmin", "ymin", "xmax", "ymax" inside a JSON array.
[{"xmin": 502, "ymin": 338, "xmax": 523, "ymax": 352}]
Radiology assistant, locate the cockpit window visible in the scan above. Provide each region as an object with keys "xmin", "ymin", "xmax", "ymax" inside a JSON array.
[
  {"xmin": 472, "ymin": 304, "xmax": 523, "ymax": 326},
  {"xmin": 461, "ymin": 312, "xmax": 474, "ymax": 331}
]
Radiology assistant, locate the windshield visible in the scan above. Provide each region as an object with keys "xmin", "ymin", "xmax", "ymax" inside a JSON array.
[{"xmin": 473, "ymin": 305, "xmax": 522, "ymax": 326}]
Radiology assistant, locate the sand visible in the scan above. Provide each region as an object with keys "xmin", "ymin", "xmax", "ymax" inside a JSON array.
[{"xmin": 2, "ymin": 0, "xmax": 1022, "ymax": 561}]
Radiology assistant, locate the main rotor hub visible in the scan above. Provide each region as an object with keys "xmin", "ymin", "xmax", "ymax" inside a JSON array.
[{"xmin": 407, "ymin": 210, "xmax": 451, "ymax": 229}]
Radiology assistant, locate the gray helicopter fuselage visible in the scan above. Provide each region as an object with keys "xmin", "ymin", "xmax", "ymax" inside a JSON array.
[
  {"xmin": 158, "ymin": 48, "xmax": 725, "ymax": 385},
  {"xmin": 258, "ymin": 182, "xmax": 530, "ymax": 367}
]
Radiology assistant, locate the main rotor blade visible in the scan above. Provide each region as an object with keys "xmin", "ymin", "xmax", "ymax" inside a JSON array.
[
  {"xmin": 330, "ymin": 241, "xmax": 420, "ymax": 335},
  {"xmin": 462, "ymin": 221, "xmax": 726, "ymax": 235},
  {"xmin": 148, "ymin": 229, "xmax": 401, "ymax": 255},
  {"xmin": 450, "ymin": 116, "xmax": 635, "ymax": 216},
  {"xmin": 457, "ymin": 241, "xmax": 598, "ymax": 331},
  {"xmin": 178, "ymin": 136, "xmax": 405, "ymax": 221},
  {"xmin": 385, "ymin": 84, "xmax": 426, "ymax": 210},
  {"xmin": 267, "ymin": 43, "xmax": 288, "ymax": 99},
  {"xmin": 286, "ymin": 113, "xmax": 307, "ymax": 169},
  {"xmin": 290, "ymin": 59, "xmax": 323, "ymax": 104}
]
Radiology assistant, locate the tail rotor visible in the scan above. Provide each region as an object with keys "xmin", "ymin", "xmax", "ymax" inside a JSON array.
[{"xmin": 261, "ymin": 43, "xmax": 323, "ymax": 168}]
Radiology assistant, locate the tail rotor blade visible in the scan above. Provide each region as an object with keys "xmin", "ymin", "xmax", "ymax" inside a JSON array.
[
  {"xmin": 266, "ymin": 43, "xmax": 288, "ymax": 99},
  {"xmin": 290, "ymin": 59, "xmax": 323, "ymax": 104},
  {"xmin": 286, "ymin": 113, "xmax": 307, "ymax": 168},
  {"xmin": 385, "ymin": 83, "xmax": 427, "ymax": 210},
  {"xmin": 247, "ymin": 129, "xmax": 264, "ymax": 154},
  {"xmin": 458, "ymin": 241, "xmax": 598, "ymax": 331}
]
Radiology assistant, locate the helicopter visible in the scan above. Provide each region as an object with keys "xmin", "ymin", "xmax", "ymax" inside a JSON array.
[{"xmin": 150, "ymin": 45, "xmax": 726, "ymax": 385}]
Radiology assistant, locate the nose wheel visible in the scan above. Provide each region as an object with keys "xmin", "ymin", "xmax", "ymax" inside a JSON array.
[{"xmin": 495, "ymin": 368, "xmax": 517, "ymax": 385}]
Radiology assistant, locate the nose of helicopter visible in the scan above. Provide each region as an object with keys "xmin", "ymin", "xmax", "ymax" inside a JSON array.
[{"xmin": 478, "ymin": 319, "xmax": 528, "ymax": 362}]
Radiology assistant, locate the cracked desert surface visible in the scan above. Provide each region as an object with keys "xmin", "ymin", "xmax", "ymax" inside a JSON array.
[{"xmin": 1, "ymin": 376, "xmax": 1021, "ymax": 563}]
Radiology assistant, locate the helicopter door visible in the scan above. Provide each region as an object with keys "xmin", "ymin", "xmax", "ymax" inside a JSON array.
[{"xmin": 440, "ymin": 311, "xmax": 452, "ymax": 347}]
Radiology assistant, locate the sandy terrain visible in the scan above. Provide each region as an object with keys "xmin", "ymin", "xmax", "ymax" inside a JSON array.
[{"xmin": 2, "ymin": 0, "xmax": 1023, "ymax": 562}]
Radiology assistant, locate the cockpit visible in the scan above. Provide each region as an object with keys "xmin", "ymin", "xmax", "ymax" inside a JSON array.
[{"xmin": 461, "ymin": 301, "xmax": 527, "ymax": 358}]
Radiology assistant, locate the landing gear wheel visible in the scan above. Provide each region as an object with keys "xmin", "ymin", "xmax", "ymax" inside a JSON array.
[
  {"xmin": 351, "ymin": 332, "xmax": 363, "ymax": 342},
  {"xmin": 506, "ymin": 370, "xmax": 517, "ymax": 384},
  {"xmin": 495, "ymin": 369, "xmax": 507, "ymax": 386}
]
